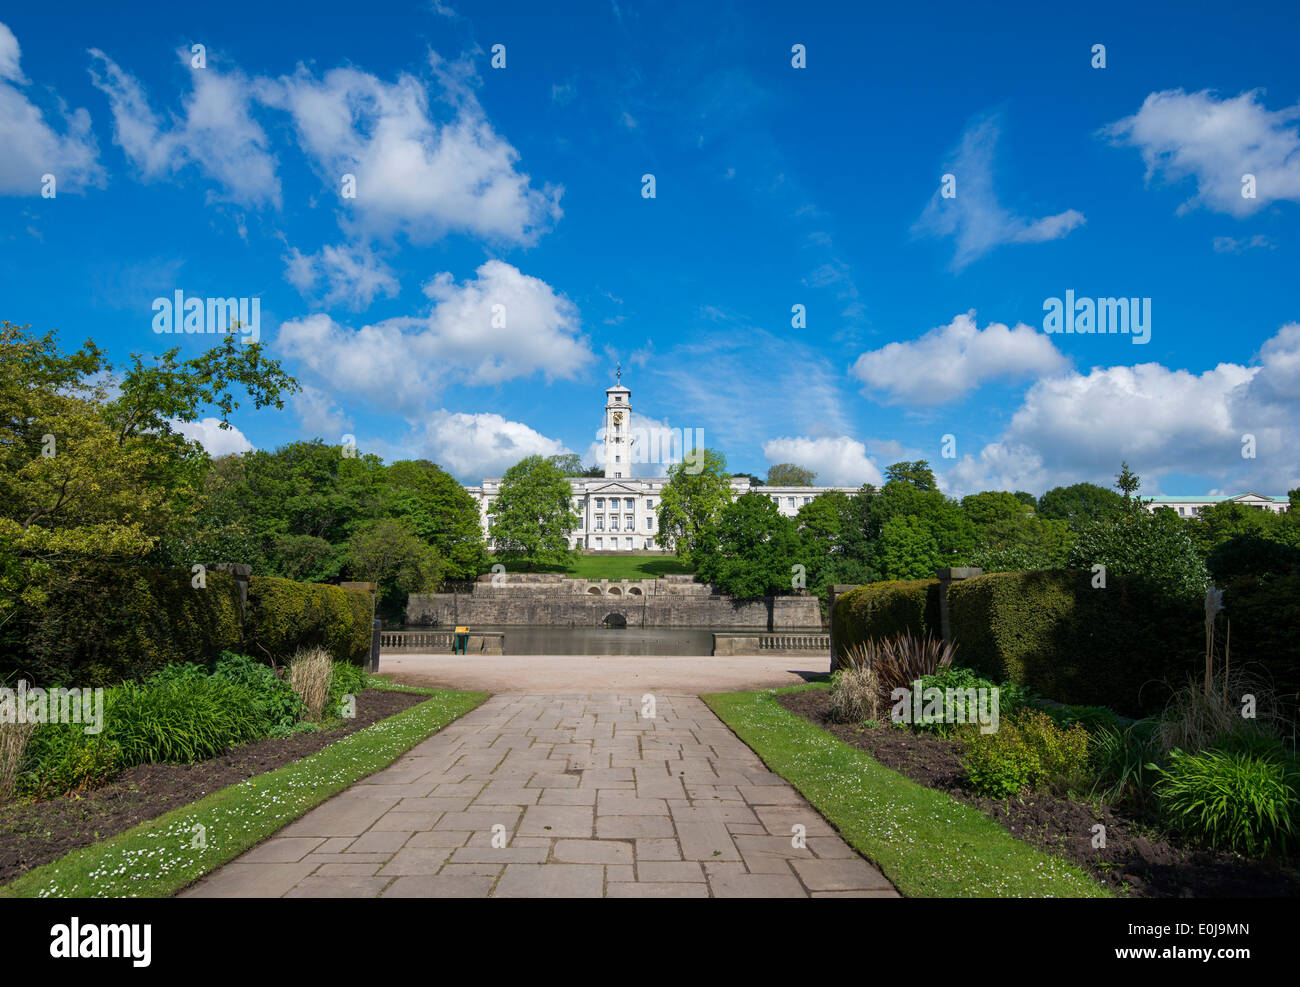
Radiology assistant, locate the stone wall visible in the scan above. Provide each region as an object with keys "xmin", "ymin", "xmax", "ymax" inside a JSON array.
[{"xmin": 407, "ymin": 574, "xmax": 822, "ymax": 630}]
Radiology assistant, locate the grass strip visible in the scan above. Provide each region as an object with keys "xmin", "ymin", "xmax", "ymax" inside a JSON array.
[
  {"xmin": 0, "ymin": 688, "xmax": 488, "ymax": 898},
  {"xmin": 702, "ymin": 684, "xmax": 1110, "ymax": 898}
]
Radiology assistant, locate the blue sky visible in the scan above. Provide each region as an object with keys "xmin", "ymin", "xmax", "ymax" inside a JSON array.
[{"xmin": 2, "ymin": 0, "xmax": 1298, "ymax": 496}]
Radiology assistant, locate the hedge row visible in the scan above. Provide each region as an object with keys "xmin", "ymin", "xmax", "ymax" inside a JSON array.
[
  {"xmin": 832, "ymin": 579, "xmax": 939, "ymax": 669},
  {"xmin": 832, "ymin": 569, "xmax": 1204, "ymax": 716},
  {"xmin": 946, "ymin": 570, "xmax": 1201, "ymax": 716},
  {"xmin": 245, "ymin": 576, "xmax": 372, "ymax": 667},
  {"xmin": 8, "ymin": 567, "xmax": 373, "ymax": 687},
  {"xmin": 1223, "ymin": 569, "xmax": 1300, "ymax": 703}
]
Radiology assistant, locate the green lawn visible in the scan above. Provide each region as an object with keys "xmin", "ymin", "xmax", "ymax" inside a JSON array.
[
  {"xmin": 702, "ymin": 685, "xmax": 1110, "ymax": 898},
  {"xmin": 553, "ymin": 554, "xmax": 694, "ymax": 581},
  {"xmin": 0, "ymin": 685, "xmax": 487, "ymax": 899}
]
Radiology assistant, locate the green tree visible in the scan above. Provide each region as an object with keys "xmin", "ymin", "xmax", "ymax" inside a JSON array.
[
  {"xmin": 655, "ymin": 448, "xmax": 734, "ymax": 563},
  {"xmin": 384, "ymin": 459, "xmax": 487, "ymax": 580},
  {"xmin": 1037, "ymin": 482, "xmax": 1125, "ymax": 524},
  {"xmin": 487, "ymin": 455, "xmax": 578, "ymax": 569},
  {"xmin": 884, "ymin": 460, "xmax": 938, "ymax": 491},
  {"xmin": 0, "ymin": 322, "xmax": 297, "ymax": 622},
  {"xmin": 347, "ymin": 518, "xmax": 443, "ymax": 612},
  {"xmin": 1115, "ymin": 460, "xmax": 1141, "ymax": 499},
  {"xmin": 545, "ymin": 453, "xmax": 584, "ymax": 476},
  {"xmin": 695, "ymin": 493, "xmax": 801, "ymax": 598},
  {"xmin": 1067, "ymin": 501, "xmax": 1209, "ymax": 598},
  {"xmin": 766, "ymin": 463, "xmax": 816, "ymax": 486}
]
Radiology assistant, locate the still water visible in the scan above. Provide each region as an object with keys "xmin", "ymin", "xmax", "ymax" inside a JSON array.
[{"xmin": 457, "ymin": 625, "xmax": 716, "ymax": 656}]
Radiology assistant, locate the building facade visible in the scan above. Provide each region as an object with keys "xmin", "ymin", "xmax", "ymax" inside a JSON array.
[
  {"xmin": 462, "ymin": 377, "xmax": 858, "ymax": 551},
  {"xmin": 1142, "ymin": 493, "xmax": 1290, "ymax": 517}
]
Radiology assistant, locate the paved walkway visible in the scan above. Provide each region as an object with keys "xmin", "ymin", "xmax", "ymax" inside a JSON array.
[{"xmin": 182, "ymin": 694, "xmax": 896, "ymax": 898}]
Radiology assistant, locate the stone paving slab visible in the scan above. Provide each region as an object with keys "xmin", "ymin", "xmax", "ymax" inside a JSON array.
[{"xmin": 181, "ymin": 694, "xmax": 898, "ymax": 899}]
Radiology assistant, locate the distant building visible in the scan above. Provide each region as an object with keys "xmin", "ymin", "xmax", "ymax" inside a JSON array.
[
  {"xmin": 1143, "ymin": 493, "xmax": 1291, "ymax": 518},
  {"xmin": 462, "ymin": 373, "xmax": 857, "ymax": 551}
]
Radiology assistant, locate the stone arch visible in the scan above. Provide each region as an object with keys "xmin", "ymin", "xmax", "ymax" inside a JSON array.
[
  {"xmin": 586, "ymin": 585, "xmax": 603, "ymax": 595},
  {"xmin": 606, "ymin": 586, "xmax": 622, "ymax": 597},
  {"xmin": 602, "ymin": 612, "xmax": 628, "ymax": 628},
  {"xmin": 627, "ymin": 586, "xmax": 643, "ymax": 596}
]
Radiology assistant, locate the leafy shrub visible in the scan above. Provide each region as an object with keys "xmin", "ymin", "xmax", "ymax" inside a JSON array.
[
  {"xmin": 961, "ymin": 710, "xmax": 1092, "ymax": 798},
  {"xmin": 18, "ymin": 726, "xmax": 122, "ymax": 799},
  {"xmin": 828, "ymin": 665, "xmax": 882, "ymax": 724},
  {"xmin": 946, "ymin": 569, "xmax": 1202, "ymax": 716},
  {"xmin": 1154, "ymin": 748, "xmax": 1300, "ymax": 856},
  {"xmin": 841, "ymin": 631, "xmax": 955, "ymax": 697},
  {"xmin": 962, "ymin": 730, "xmax": 1043, "ymax": 798},
  {"xmin": 327, "ymin": 660, "xmax": 369, "ymax": 718},
  {"xmin": 104, "ymin": 677, "xmax": 267, "ymax": 765},
  {"xmin": 832, "ymin": 579, "xmax": 940, "ymax": 668},
  {"xmin": 214, "ymin": 652, "xmax": 305, "ymax": 733},
  {"xmin": 910, "ymin": 666, "xmax": 996, "ymax": 737}
]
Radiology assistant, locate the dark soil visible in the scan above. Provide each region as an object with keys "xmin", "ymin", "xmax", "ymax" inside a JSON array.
[
  {"xmin": 778, "ymin": 690, "xmax": 1300, "ymax": 898},
  {"xmin": 0, "ymin": 688, "xmax": 424, "ymax": 887}
]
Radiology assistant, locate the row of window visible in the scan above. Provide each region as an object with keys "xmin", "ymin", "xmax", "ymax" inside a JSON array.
[
  {"xmin": 772, "ymin": 496, "xmax": 814, "ymax": 508},
  {"xmin": 585, "ymin": 516, "xmax": 655, "ymax": 531},
  {"xmin": 578, "ymin": 497, "xmax": 652, "ymax": 510},
  {"xmin": 580, "ymin": 536, "xmax": 653, "ymax": 549}
]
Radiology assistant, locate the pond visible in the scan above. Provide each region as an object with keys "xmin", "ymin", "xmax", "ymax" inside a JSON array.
[{"xmin": 408, "ymin": 625, "xmax": 719, "ymax": 656}]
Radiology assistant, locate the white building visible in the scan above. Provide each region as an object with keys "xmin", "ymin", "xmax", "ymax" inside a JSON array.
[
  {"xmin": 1143, "ymin": 493, "xmax": 1291, "ymax": 518},
  {"xmin": 462, "ymin": 375, "xmax": 858, "ymax": 551}
]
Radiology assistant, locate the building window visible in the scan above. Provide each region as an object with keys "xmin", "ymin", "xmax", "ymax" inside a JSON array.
[
  {"xmin": 803, "ymin": 497, "xmax": 811, "ymax": 505},
  {"xmin": 625, "ymin": 537, "xmax": 632, "ymax": 548},
  {"xmin": 615, "ymin": 472, "xmax": 622, "ymax": 478},
  {"xmin": 595, "ymin": 517, "xmax": 603, "ymax": 530},
  {"xmin": 624, "ymin": 498, "xmax": 634, "ymax": 508},
  {"xmin": 787, "ymin": 497, "xmax": 795, "ymax": 507},
  {"xmin": 595, "ymin": 537, "xmax": 602, "ymax": 548},
  {"xmin": 647, "ymin": 498, "xmax": 654, "ymax": 508},
  {"xmin": 647, "ymin": 517, "xmax": 654, "ymax": 530},
  {"xmin": 611, "ymin": 516, "xmax": 620, "ymax": 531},
  {"xmin": 615, "ymin": 455, "xmax": 621, "ymax": 463},
  {"xmin": 596, "ymin": 498, "xmax": 604, "ymax": 508},
  {"xmin": 625, "ymin": 514, "xmax": 633, "ymax": 529}
]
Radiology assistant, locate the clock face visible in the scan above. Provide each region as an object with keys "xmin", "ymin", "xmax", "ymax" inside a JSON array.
[{"xmin": 612, "ymin": 411, "xmax": 623, "ymax": 424}]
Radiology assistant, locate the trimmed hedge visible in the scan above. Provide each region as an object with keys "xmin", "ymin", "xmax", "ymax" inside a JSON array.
[
  {"xmin": 832, "ymin": 579, "xmax": 939, "ymax": 669},
  {"xmin": 1224, "ymin": 569, "xmax": 1300, "ymax": 704},
  {"xmin": 946, "ymin": 570, "xmax": 1201, "ymax": 716},
  {"xmin": 245, "ymin": 576, "xmax": 372, "ymax": 666},
  {"xmin": 16, "ymin": 566, "xmax": 244, "ymax": 687}
]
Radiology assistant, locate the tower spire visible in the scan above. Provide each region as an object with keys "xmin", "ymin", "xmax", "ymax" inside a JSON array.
[{"xmin": 616, "ymin": 362, "xmax": 622, "ymax": 386}]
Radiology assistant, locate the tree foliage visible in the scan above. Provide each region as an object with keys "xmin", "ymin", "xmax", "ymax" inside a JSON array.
[
  {"xmin": 487, "ymin": 455, "xmax": 578, "ymax": 570},
  {"xmin": 655, "ymin": 448, "xmax": 733, "ymax": 562}
]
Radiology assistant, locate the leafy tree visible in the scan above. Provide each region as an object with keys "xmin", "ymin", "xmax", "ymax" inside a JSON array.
[
  {"xmin": 766, "ymin": 463, "xmax": 816, "ymax": 486},
  {"xmin": 0, "ymin": 322, "xmax": 297, "ymax": 623},
  {"xmin": 1115, "ymin": 460, "xmax": 1141, "ymax": 499},
  {"xmin": 384, "ymin": 459, "xmax": 487, "ymax": 580},
  {"xmin": 695, "ymin": 493, "xmax": 801, "ymax": 598},
  {"xmin": 1012, "ymin": 490, "xmax": 1038, "ymax": 511},
  {"xmin": 546, "ymin": 453, "xmax": 584, "ymax": 476},
  {"xmin": 1037, "ymin": 482, "xmax": 1125, "ymax": 524},
  {"xmin": 655, "ymin": 448, "xmax": 734, "ymax": 563},
  {"xmin": 1067, "ymin": 501, "xmax": 1209, "ymax": 598},
  {"xmin": 487, "ymin": 455, "xmax": 578, "ymax": 569},
  {"xmin": 884, "ymin": 460, "xmax": 937, "ymax": 491},
  {"xmin": 347, "ymin": 518, "xmax": 443, "ymax": 612}
]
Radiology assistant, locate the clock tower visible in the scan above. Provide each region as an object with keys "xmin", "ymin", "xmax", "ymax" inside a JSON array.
[{"xmin": 604, "ymin": 365, "xmax": 632, "ymax": 479}]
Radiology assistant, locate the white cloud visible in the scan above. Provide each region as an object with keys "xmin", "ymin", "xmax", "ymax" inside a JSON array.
[
  {"xmin": 1102, "ymin": 89, "xmax": 1300, "ymax": 218},
  {"xmin": 762, "ymin": 436, "xmax": 883, "ymax": 487},
  {"xmin": 851, "ymin": 310, "xmax": 1069, "ymax": 405},
  {"xmin": 277, "ymin": 260, "xmax": 592, "ymax": 412},
  {"xmin": 0, "ymin": 21, "xmax": 102, "ymax": 195},
  {"xmin": 940, "ymin": 323, "xmax": 1300, "ymax": 496},
  {"xmin": 914, "ymin": 114, "xmax": 1084, "ymax": 269},
  {"xmin": 416, "ymin": 410, "xmax": 569, "ymax": 479},
  {"xmin": 87, "ymin": 47, "xmax": 279, "ymax": 208},
  {"xmin": 172, "ymin": 417, "xmax": 254, "ymax": 457},
  {"xmin": 1212, "ymin": 234, "xmax": 1275, "ymax": 253},
  {"xmin": 292, "ymin": 384, "xmax": 353, "ymax": 440},
  {"xmin": 283, "ymin": 241, "xmax": 399, "ymax": 310},
  {"xmin": 257, "ymin": 54, "xmax": 561, "ymax": 244}
]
